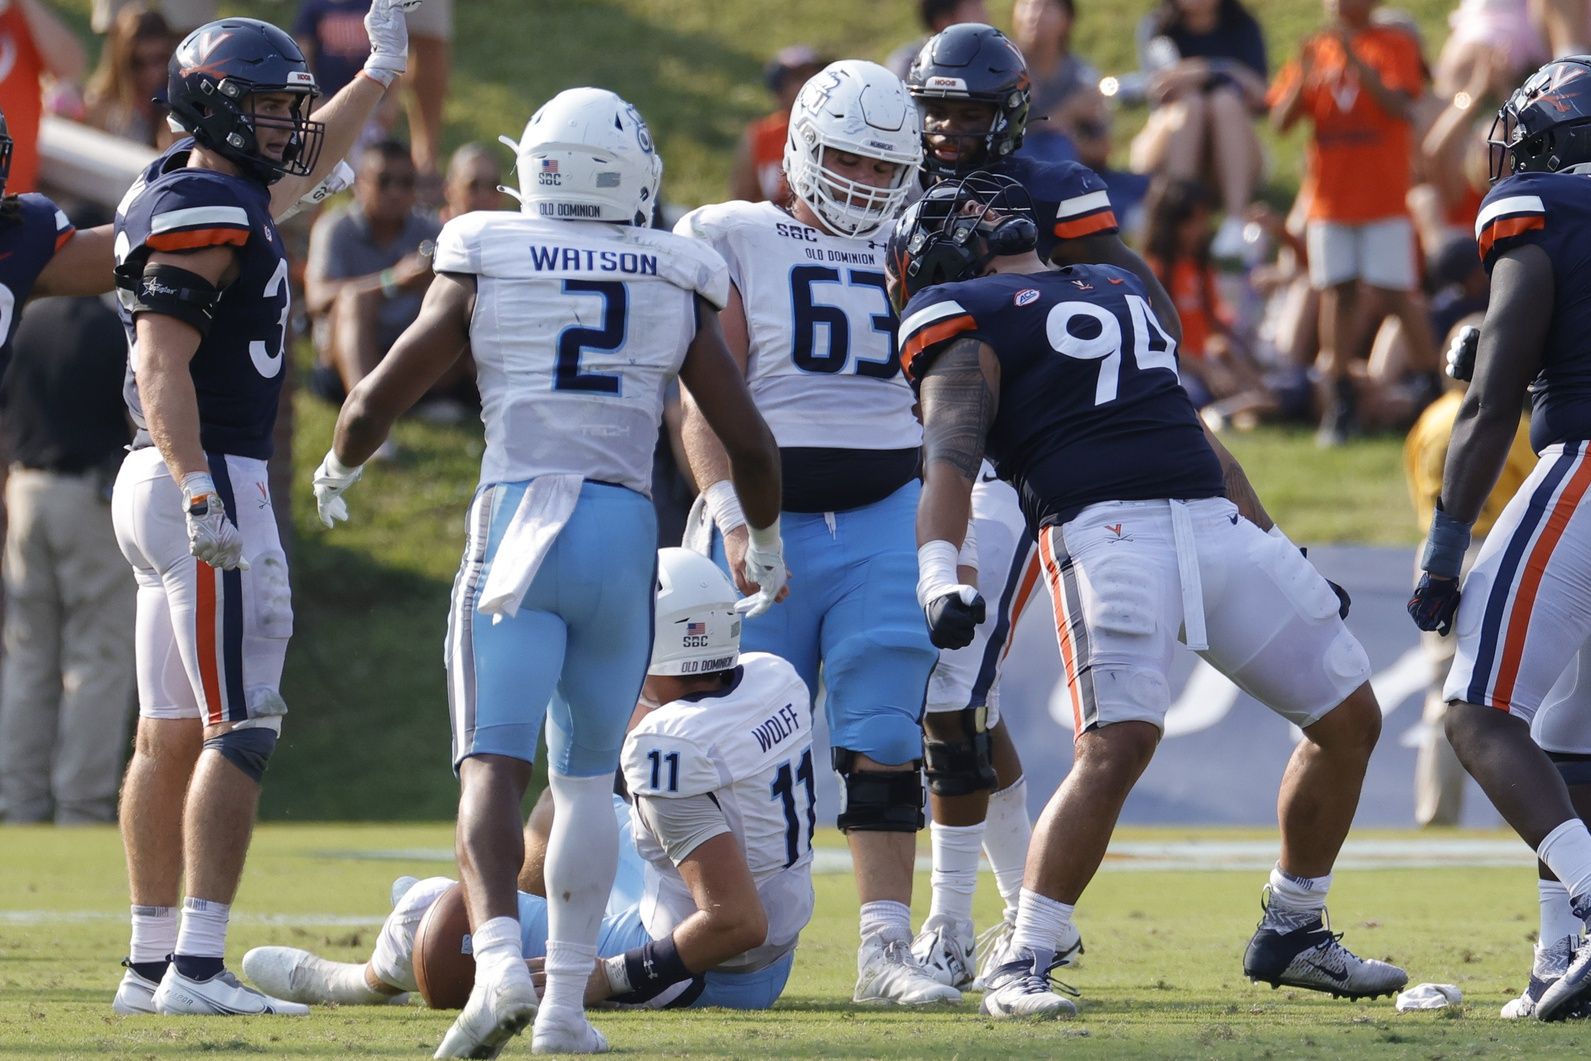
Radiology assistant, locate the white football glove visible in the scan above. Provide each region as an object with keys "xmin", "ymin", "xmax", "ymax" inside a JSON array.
[
  {"xmin": 312, "ymin": 449, "xmax": 364, "ymax": 529},
  {"xmin": 182, "ymin": 472, "xmax": 249, "ymax": 571},
  {"xmin": 362, "ymin": 0, "xmax": 424, "ymax": 87},
  {"xmin": 737, "ymin": 521, "xmax": 787, "ymax": 618},
  {"xmin": 276, "ymin": 159, "xmax": 356, "ymax": 222}
]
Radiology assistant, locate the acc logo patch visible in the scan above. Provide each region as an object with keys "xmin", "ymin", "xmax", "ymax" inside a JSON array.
[{"xmin": 1013, "ymin": 288, "xmax": 1040, "ymax": 306}]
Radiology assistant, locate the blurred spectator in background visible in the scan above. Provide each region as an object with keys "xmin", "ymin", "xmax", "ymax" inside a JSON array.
[
  {"xmin": 1269, "ymin": 0, "xmax": 1434, "ymax": 447},
  {"xmin": 887, "ymin": 0, "xmax": 989, "ymax": 80},
  {"xmin": 1130, "ymin": 0, "xmax": 1269, "ymax": 259},
  {"xmin": 1403, "ymin": 338, "xmax": 1533, "ymax": 826},
  {"xmin": 1065, "ymin": 93, "xmax": 1151, "ymax": 238},
  {"xmin": 295, "ymin": 0, "xmax": 376, "ymax": 98},
  {"xmin": 728, "ymin": 45, "xmax": 825, "ymax": 203},
  {"xmin": 1143, "ymin": 178, "xmax": 1275, "ymax": 429},
  {"xmin": 1424, "ymin": 236, "xmax": 1489, "ymax": 346},
  {"xmin": 1011, "ymin": 0, "xmax": 1102, "ymax": 159},
  {"xmin": 398, "ymin": 0, "xmax": 450, "ymax": 187},
  {"xmin": 305, "ymin": 140, "xmax": 448, "ymax": 413},
  {"xmin": 83, "ymin": 3, "xmax": 178, "ymax": 149},
  {"xmin": 1412, "ymin": 42, "xmax": 1514, "ymax": 264},
  {"xmin": 439, "ymin": 141, "xmax": 508, "ymax": 221},
  {"xmin": 0, "ymin": 0, "xmax": 88, "ymax": 194},
  {"xmin": 1532, "ymin": 0, "xmax": 1591, "ymax": 57},
  {"xmin": 1435, "ymin": 1, "xmax": 1546, "ymax": 99},
  {"xmin": 0, "ymin": 288, "xmax": 133, "ymax": 825},
  {"xmin": 93, "ymin": 0, "xmax": 216, "ymax": 35}
]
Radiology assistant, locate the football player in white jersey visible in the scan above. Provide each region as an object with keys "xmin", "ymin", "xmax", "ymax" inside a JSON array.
[
  {"xmin": 313, "ymin": 91, "xmax": 784, "ymax": 1057},
  {"xmin": 242, "ymin": 549, "xmax": 816, "ymax": 1015},
  {"xmin": 674, "ymin": 59, "xmax": 957, "ymax": 1007}
]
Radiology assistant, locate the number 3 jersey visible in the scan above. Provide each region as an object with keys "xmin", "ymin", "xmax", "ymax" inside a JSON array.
[
  {"xmin": 900, "ymin": 264, "xmax": 1225, "ymax": 531},
  {"xmin": 620, "ymin": 652, "xmax": 816, "ymax": 974},
  {"xmin": 674, "ymin": 201, "xmax": 921, "ymax": 455},
  {"xmin": 114, "ymin": 139, "xmax": 288, "ymax": 459},
  {"xmin": 435, "ymin": 211, "xmax": 729, "ymax": 492}
]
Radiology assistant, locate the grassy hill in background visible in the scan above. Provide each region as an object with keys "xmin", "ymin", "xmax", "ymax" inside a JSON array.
[{"xmin": 47, "ymin": 1, "xmax": 1445, "ymax": 818}]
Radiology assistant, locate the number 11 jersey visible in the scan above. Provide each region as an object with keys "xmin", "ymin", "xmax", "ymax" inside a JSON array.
[{"xmin": 899, "ymin": 264, "xmax": 1225, "ymax": 531}]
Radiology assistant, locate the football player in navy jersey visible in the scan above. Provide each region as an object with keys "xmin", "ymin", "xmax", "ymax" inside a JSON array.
[
  {"xmin": 902, "ymin": 22, "xmax": 1189, "ymax": 987},
  {"xmin": 0, "ymin": 108, "xmax": 119, "ymax": 372},
  {"xmin": 891, "ymin": 175, "xmax": 1404, "ymax": 1018},
  {"xmin": 1410, "ymin": 56, "xmax": 1591, "ymax": 1021},
  {"xmin": 109, "ymin": 2, "xmax": 425, "ymax": 1019}
]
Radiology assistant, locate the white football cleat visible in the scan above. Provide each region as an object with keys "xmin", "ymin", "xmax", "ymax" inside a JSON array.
[
  {"xmin": 1502, "ymin": 935, "xmax": 1575, "ymax": 1019},
  {"xmin": 435, "ymin": 973, "xmax": 538, "ymax": 1059},
  {"xmin": 152, "ymin": 964, "xmax": 310, "ymax": 1016},
  {"xmin": 973, "ymin": 913, "xmax": 1082, "ymax": 989},
  {"xmin": 1538, "ymin": 936, "xmax": 1591, "ymax": 1022},
  {"xmin": 853, "ymin": 935, "xmax": 962, "ymax": 1005},
  {"xmin": 911, "ymin": 915, "xmax": 974, "ymax": 988},
  {"xmin": 979, "ymin": 948, "xmax": 1079, "ymax": 1020},
  {"xmin": 531, "ymin": 1011, "xmax": 610, "ymax": 1055},
  {"xmin": 242, "ymin": 946, "xmax": 395, "ymax": 1005},
  {"xmin": 112, "ymin": 961, "xmax": 160, "ymax": 1015}
]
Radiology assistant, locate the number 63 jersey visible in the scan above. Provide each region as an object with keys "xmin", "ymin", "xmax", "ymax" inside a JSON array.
[
  {"xmin": 900, "ymin": 264, "xmax": 1225, "ymax": 531},
  {"xmin": 114, "ymin": 140, "xmax": 290, "ymax": 459},
  {"xmin": 674, "ymin": 201, "xmax": 920, "ymax": 452},
  {"xmin": 620, "ymin": 652, "xmax": 816, "ymax": 974}
]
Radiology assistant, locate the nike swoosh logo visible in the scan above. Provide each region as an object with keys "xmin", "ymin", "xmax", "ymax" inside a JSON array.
[
  {"xmin": 1306, "ymin": 960, "xmax": 1350, "ymax": 983},
  {"xmin": 980, "ymin": 473, "xmax": 998, "ymax": 483},
  {"xmin": 1229, "ymin": 513, "xmax": 1239, "ymax": 525}
]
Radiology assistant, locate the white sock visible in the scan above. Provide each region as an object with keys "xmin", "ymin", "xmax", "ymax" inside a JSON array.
[
  {"xmin": 320, "ymin": 961, "xmax": 389, "ymax": 1004},
  {"xmin": 928, "ymin": 822, "xmax": 982, "ymax": 927},
  {"xmin": 129, "ymin": 905, "xmax": 177, "ymax": 964},
  {"xmin": 859, "ymin": 900, "xmax": 912, "ymax": 945},
  {"xmin": 175, "ymin": 896, "xmax": 229, "ymax": 959},
  {"xmin": 1538, "ymin": 879, "xmax": 1583, "ymax": 949},
  {"xmin": 540, "ymin": 771, "xmax": 618, "ymax": 1017},
  {"xmin": 983, "ymin": 776, "xmax": 1032, "ymax": 917},
  {"xmin": 1538, "ymin": 819, "xmax": 1591, "ymax": 916},
  {"xmin": 538, "ymin": 939, "xmax": 596, "ymax": 1019},
  {"xmin": 1263, "ymin": 863, "xmax": 1331, "ymax": 930},
  {"xmin": 470, "ymin": 916, "xmax": 525, "ymax": 988},
  {"xmin": 1010, "ymin": 887, "xmax": 1072, "ymax": 963}
]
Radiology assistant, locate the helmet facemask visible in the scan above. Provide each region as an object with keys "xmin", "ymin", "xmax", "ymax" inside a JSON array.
[{"xmin": 886, "ymin": 172, "xmax": 1037, "ymax": 311}]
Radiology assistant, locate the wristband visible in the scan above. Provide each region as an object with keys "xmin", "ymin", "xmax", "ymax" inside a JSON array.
[
  {"xmin": 917, "ymin": 539, "xmax": 960, "ymax": 608},
  {"xmin": 1421, "ymin": 505, "xmax": 1473, "ymax": 579},
  {"xmin": 602, "ymin": 953, "xmax": 631, "ymax": 995},
  {"xmin": 611, "ymin": 936, "xmax": 693, "ymax": 1003},
  {"xmin": 180, "ymin": 471, "xmax": 217, "ymax": 504},
  {"xmin": 747, "ymin": 517, "xmax": 781, "ymax": 551},
  {"xmin": 702, "ymin": 480, "xmax": 746, "ymax": 536}
]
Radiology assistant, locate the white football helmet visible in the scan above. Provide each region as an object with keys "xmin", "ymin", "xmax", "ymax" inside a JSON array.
[
  {"xmin": 650, "ymin": 548, "xmax": 741, "ymax": 677},
  {"xmin": 500, "ymin": 87, "xmax": 662, "ymax": 226},
  {"xmin": 784, "ymin": 59, "xmax": 923, "ymax": 239}
]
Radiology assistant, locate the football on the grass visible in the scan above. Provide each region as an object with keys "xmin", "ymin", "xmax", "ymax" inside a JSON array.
[{"xmin": 413, "ymin": 882, "xmax": 475, "ymax": 1009}]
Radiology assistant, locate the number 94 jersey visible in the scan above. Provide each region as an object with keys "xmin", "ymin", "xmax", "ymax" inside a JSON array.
[
  {"xmin": 620, "ymin": 652, "xmax": 815, "ymax": 973},
  {"xmin": 900, "ymin": 264, "xmax": 1225, "ymax": 531},
  {"xmin": 114, "ymin": 140, "xmax": 288, "ymax": 460},
  {"xmin": 674, "ymin": 201, "xmax": 920, "ymax": 451}
]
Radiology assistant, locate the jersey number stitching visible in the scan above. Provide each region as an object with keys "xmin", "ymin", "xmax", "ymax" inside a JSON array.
[
  {"xmin": 556, "ymin": 279, "xmax": 628, "ymax": 393},
  {"xmin": 770, "ymin": 747, "xmax": 816, "ymax": 868},
  {"xmin": 645, "ymin": 748, "xmax": 680, "ymax": 792},
  {"xmin": 789, "ymin": 266, "xmax": 898, "ymax": 379},
  {"xmin": 248, "ymin": 257, "xmax": 289, "ymax": 379},
  {"xmin": 1044, "ymin": 292, "xmax": 1177, "ymax": 405}
]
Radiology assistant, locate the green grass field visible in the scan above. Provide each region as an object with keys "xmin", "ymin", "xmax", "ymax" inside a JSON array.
[{"xmin": 4, "ymin": 824, "xmax": 1589, "ymax": 1058}]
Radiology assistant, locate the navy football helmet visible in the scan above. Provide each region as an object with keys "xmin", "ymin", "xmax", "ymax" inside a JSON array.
[
  {"xmin": 906, "ymin": 23, "xmax": 1031, "ymax": 179},
  {"xmin": 1489, "ymin": 56, "xmax": 1591, "ymax": 182},
  {"xmin": 167, "ymin": 18, "xmax": 324, "ymax": 185},
  {"xmin": 885, "ymin": 171, "xmax": 1038, "ymax": 311},
  {"xmin": 0, "ymin": 108, "xmax": 12, "ymax": 199}
]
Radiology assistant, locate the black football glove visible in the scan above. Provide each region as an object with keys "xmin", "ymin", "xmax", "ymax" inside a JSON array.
[
  {"xmin": 1408, "ymin": 573, "xmax": 1462, "ymax": 635},
  {"xmin": 924, "ymin": 588, "xmax": 985, "ymax": 650}
]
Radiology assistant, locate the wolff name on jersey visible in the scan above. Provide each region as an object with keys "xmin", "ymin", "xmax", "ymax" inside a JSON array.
[{"xmin": 751, "ymin": 701, "xmax": 804, "ymax": 754}]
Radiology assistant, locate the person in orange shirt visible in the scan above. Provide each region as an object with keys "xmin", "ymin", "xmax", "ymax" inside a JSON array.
[
  {"xmin": 727, "ymin": 45, "xmax": 826, "ymax": 203},
  {"xmin": 1270, "ymin": 0, "xmax": 1437, "ymax": 446},
  {"xmin": 0, "ymin": 0, "xmax": 88, "ymax": 194}
]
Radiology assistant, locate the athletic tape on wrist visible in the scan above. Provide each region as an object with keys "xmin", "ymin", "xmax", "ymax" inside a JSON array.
[
  {"xmin": 702, "ymin": 480, "xmax": 746, "ymax": 536},
  {"xmin": 917, "ymin": 539, "xmax": 960, "ymax": 608},
  {"xmin": 1422, "ymin": 507, "xmax": 1473, "ymax": 579}
]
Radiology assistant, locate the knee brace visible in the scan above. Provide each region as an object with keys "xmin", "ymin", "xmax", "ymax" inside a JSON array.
[
  {"xmin": 922, "ymin": 706, "xmax": 996, "ymax": 797},
  {"xmin": 1548, "ymin": 750, "xmax": 1591, "ymax": 787},
  {"xmin": 204, "ymin": 723, "xmax": 279, "ymax": 783},
  {"xmin": 832, "ymin": 748, "xmax": 925, "ymax": 833}
]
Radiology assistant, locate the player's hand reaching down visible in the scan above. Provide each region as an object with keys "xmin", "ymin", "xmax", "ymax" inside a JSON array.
[
  {"xmin": 923, "ymin": 586, "xmax": 985, "ymax": 650},
  {"xmin": 312, "ymin": 450, "xmax": 364, "ymax": 529},
  {"xmin": 182, "ymin": 472, "xmax": 249, "ymax": 571},
  {"xmin": 1408, "ymin": 574, "xmax": 1462, "ymax": 636},
  {"xmin": 362, "ymin": 0, "xmax": 424, "ymax": 88}
]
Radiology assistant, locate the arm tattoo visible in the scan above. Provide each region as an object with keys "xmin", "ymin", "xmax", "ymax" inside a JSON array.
[{"xmin": 920, "ymin": 337, "xmax": 996, "ymax": 481}]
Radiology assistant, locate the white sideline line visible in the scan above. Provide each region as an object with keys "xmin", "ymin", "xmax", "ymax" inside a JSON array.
[{"xmin": 0, "ymin": 911, "xmax": 385, "ymax": 926}]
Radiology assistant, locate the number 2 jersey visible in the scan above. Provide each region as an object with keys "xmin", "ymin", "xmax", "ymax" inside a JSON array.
[
  {"xmin": 0, "ymin": 193, "xmax": 75, "ymax": 377},
  {"xmin": 434, "ymin": 210, "xmax": 728, "ymax": 492},
  {"xmin": 114, "ymin": 139, "xmax": 288, "ymax": 459},
  {"xmin": 1475, "ymin": 170, "xmax": 1591, "ymax": 453},
  {"xmin": 899, "ymin": 264, "xmax": 1224, "ymax": 531},
  {"xmin": 620, "ymin": 652, "xmax": 815, "ymax": 973},
  {"xmin": 674, "ymin": 201, "xmax": 920, "ymax": 511}
]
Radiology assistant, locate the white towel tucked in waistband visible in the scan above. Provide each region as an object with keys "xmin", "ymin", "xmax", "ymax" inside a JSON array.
[
  {"xmin": 476, "ymin": 474, "xmax": 584, "ymax": 623},
  {"xmin": 1169, "ymin": 499, "xmax": 1208, "ymax": 651},
  {"xmin": 681, "ymin": 491, "xmax": 715, "ymax": 556}
]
